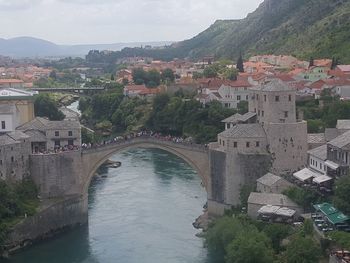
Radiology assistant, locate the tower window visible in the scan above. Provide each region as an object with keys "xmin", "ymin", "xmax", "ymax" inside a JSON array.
[
  {"xmin": 234, "ymin": 142, "xmax": 238, "ymax": 148},
  {"xmin": 246, "ymin": 142, "xmax": 250, "ymax": 148},
  {"xmin": 275, "ymin": 96, "xmax": 279, "ymax": 102},
  {"xmin": 289, "ymin": 94, "xmax": 292, "ymax": 101}
]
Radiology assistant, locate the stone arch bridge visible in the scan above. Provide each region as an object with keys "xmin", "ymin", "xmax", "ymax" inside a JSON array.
[
  {"xmin": 81, "ymin": 137, "xmax": 211, "ymax": 194},
  {"xmin": 29, "ymin": 137, "xmax": 213, "ymax": 221}
]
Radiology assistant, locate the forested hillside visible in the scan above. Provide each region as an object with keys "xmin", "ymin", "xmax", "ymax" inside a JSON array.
[{"xmin": 87, "ymin": 0, "xmax": 350, "ymax": 63}]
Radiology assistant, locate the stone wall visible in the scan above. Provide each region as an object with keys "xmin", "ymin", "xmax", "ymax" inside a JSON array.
[
  {"xmin": 265, "ymin": 121, "xmax": 308, "ymax": 175},
  {"xmin": 224, "ymin": 152, "xmax": 271, "ymax": 206},
  {"xmin": 30, "ymin": 151, "xmax": 83, "ymax": 198},
  {"xmin": 5, "ymin": 195, "xmax": 88, "ymax": 253},
  {"xmin": 0, "ymin": 139, "xmax": 31, "ymax": 181}
]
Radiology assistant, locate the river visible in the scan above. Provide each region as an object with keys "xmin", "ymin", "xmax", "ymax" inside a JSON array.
[{"xmin": 3, "ymin": 148, "xmax": 218, "ymax": 263}]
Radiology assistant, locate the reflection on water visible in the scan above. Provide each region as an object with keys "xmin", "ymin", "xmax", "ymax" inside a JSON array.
[{"xmin": 3, "ymin": 148, "xmax": 216, "ymax": 263}]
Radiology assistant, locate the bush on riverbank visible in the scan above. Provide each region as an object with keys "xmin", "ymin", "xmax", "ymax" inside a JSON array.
[
  {"xmin": 205, "ymin": 215, "xmax": 322, "ymax": 263},
  {"xmin": 0, "ymin": 179, "xmax": 39, "ymax": 252}
]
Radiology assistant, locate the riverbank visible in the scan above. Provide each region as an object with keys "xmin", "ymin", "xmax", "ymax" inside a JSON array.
[{"xmin": 2, "ymin": 195, "xmax": 88, "ymax": 257}]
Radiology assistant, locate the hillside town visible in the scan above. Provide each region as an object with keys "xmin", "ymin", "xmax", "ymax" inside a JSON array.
[{"xmin": 1, "ymin": 52, "xmax": 350, "ymax": 262}]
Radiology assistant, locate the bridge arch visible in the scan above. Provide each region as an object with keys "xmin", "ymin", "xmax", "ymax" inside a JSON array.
[{"xmin": 81, "ymin": 138, "xmax": 210, "ymax": 196}]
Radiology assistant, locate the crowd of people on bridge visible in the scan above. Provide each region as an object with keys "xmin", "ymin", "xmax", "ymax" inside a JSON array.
[
  {"xmin": 81, "ymin": 130, "xmax": 201, "ymax": 150},
  {"xmin": 31, "ymin": 130, "xmax": 206, "ymax": 156}
]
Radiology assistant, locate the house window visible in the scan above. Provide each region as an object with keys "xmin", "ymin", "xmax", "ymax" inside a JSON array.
[
  {"xmin": 284, "ymin": 111, "xmax": 288, "ymax": 118},
  {"xmin": 246, "ymin": 142, "xmax": 250, "ymax": 148},
  {"xmin": 55, "ymin": 131, "xmax": 59, "ymax": 137},
  {"xmin": 227, "ymin": 124, "xmax": 231, "ymax": 129},
  {"xmin": 256, "ymin": 141, "xmax": 260, "ymax": 147},
  {"xmin": 246, "ymin": 95, "xmax": 249, "ymax": 100},
  {"xmin": 54, "ymin": 140, "xmax": 61, "ymax": 147},
  {"xmin": 258, "ymin": 110, "xmax": 260, "ymax": 116},
  {"xmin": 320, "ymin": 163, "xmax": 323, "ymax": 170},
  {"xmin": 234, "ymin": 142, "xmax": 238, "ymax": 148},
  {"xmin": 264, "ymin": 95, "xmax": 266, "ymax": 102},
  {"xmin": 1, "ymin": 121, "xmax": 5, "ymax": 130},
  {"xmin": 289, "ymin": 95, "xmax": 292, "ymax": 101},
  {"xmin": 68, "ymin": 131, "xmax": 73, "ymax": 136},
  {"xmin": 237, "ymin": 95, "xmax": 241, "ymax": 101},
  {"xmin": 0, "ymin": 160, "xmax": 2, "ymax": 165},
  {"xmin": 275, "ymin": 96, "xmax": 279, "ymax": 102},
  {"xmin": 68, "ymin": 139, "xmax": 74, "ymax": 146},
  {"xmin": 257, "ymin": 94, "xmax": 259, "ymax": 100},
  {"xmin": 11, "ymin": 156, "xmax": 14, "ymax": 163},
  {"xmin": 262, "ymin": 111, "xmax": 264, "ymax": 117}
]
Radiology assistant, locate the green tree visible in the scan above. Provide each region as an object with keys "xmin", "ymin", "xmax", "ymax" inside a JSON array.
[
  {"xmin": 192, "ymin": 72, "xmax": 203, "ymax": 80},
  {"xmin": 147, "ymin": 69, "xmax": 161, "ymax": 87},
  {"xmin": 309, "ymin": 57, "xmax": 314, "ymax": 67},
  {"xmin": 236, "ymin": 53, "xmax": 244, "ymax": 73},
  {"xmin": 225, "ymin": 229, "xmax": 274, "ymax": 263},
  {"xmin": 333, "ymin": 176, "xmax": 350, "ymax": 215},
  {"xmin": 203, "ymin": 66, "xmax": 218, "ymax": 78},
  {"xmin": 263, "ymin": 223, "xmax": 292, "ymax": 252},
  {"xmin": 161, "ymin": 68, "xmax": 175, "ymax": 83},
  {"xmin": 307, "ymin": 119, "xmax": 324, "ymax": 133},
  {"xmin": 329, "ymin": 231, "xmax": 350, "ymax": 250},
  {"xmin": 132, "ymin": 68, "xmax": 147, "ymax": 85},
  {"xmin": 205, "ymin": 217, "xmax": 244, "ymax": 255},
  {"xmin": 283, "ymin": 235, "xmax": 321, "ymax": 263},
  {"xmin": 224, "ymin": 68, "xmax": 238, "ymax": 80},
  {"xmin": 34, "ymin": 94, "xmax": 65, "ymax": 121}
]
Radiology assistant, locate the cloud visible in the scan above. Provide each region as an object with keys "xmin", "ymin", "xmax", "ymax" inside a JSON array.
[
  {"xmin": 0, "ymin": 0, "xmax": 264, "ymax": 44},
  {"xmin": 0, "ymin": 0, "xmax": 42, "ymax": 11}
]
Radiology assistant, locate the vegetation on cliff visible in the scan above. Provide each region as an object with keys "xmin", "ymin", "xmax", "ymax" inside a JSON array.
[{"xmin": 0, "ymin": 179, "xmax": 39, "ymax": 252}]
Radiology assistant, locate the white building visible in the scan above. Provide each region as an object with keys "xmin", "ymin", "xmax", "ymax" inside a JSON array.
[{"xmin": 308, "ymin": 144, "xmax": 327, "ymax": 175}]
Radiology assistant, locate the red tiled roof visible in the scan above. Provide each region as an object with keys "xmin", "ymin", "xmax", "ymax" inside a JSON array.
[
  {"xmin": 337, "ymin": 65, "xmax": 350, "ymax": 73},
  {"xmin": 0, "ymin": 79, "xmax": 24, "ymax": 84},
  {"xmin": 310, "ymin": 80, "xmax": 326, "ymax": 90},
  {"xmin": 269, "ymin": 74, "xmax": 295, "ymax": 82}
]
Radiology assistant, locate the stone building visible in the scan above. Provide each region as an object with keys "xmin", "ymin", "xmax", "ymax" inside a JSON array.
[
  {"xmin": 247, "ymin": 192, "xmax": 302, "ymax": 219},
  {"xmin": 256, "ymin": 172, "xmax": 293, "ymax": 194},
  {"xmin": 249, "ymin": 80, "xmax": 308, "ymax": 174},
  {"xmin": 0, "ymin": 131, "xmax": 31, "ymax": 181},
  {"xmin": 208, "ymin": 79, "xmax": 307, "ymax": 215},
  {"xmin": 17, "ymin": 117, "xmax": 81, "ymax": 153}
]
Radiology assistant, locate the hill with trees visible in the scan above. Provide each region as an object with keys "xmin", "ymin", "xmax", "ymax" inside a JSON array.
[{"xmin": 86, "ymin": 0, "xmax": 350, "ymax": 63}]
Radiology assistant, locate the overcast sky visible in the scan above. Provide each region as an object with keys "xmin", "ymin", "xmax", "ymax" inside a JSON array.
[{"xmin": 0, "ymin": 0, "xmax": 263, "ymax": 45}]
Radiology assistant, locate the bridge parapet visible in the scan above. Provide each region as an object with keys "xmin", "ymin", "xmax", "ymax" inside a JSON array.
[{"xmin": 81, "ymin": 136, "xmax": 209, "ymax": 154}]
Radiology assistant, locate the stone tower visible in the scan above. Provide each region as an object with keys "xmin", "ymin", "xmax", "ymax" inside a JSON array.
[{"xmin": 208, "ymin": 79, "xmax": 307, "ymax": 215}]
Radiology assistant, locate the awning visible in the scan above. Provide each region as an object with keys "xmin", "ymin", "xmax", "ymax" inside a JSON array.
[
  {"xmin": 327, "ymin": 212, "xmax": 349, "ymax": 225},
  {"xmin": 325, "ymin": 160, "xmax": 340, "ymax": 170},
  {"xmin": 258, "ymin": 205, "xmax": 280, "ymax": 215},
  {"xmin": 293, "ymin": 168, "xmax": 320, "ymax": 182},
  {"xmin": 275, "ymin": 207, "xmax": 296, "ymax": 217},
  {"xmin": 313, "ymin": 175, "xmax": 333, "ymax": 184},
  {"xmin": 313, "ymin": 203, "xmax": 338, "ymax": 216}
]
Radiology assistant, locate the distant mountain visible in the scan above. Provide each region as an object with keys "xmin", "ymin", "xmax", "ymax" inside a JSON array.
[
  {"xmin": 0, "ymin": 36, "xmax": 173, "ymax": 58},
  {"xmin": 95, "ymin": 0, "xmax": 350, "ymax": 63}
]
